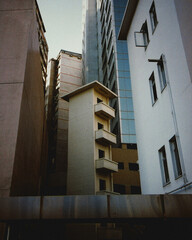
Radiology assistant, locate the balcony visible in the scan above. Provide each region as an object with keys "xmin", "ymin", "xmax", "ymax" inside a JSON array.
[
  {"xmin": 95, "ymin": 102, "xmax": 115, "ymax": 120},
  {"xmin": 95, "ymin": 129, "xmax": 116, "ymax": 145},
  {"xmin": 96, "ymin": 158, "xmax": 118, "ymax": 172}
]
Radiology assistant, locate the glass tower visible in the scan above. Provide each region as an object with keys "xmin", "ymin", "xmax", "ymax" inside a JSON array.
[{"xmin": 82, "ymin": 0, "xmax": 136, "ymax": 145}]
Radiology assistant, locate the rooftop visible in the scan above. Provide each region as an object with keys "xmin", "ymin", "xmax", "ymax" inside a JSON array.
[{"xmin": 62, "ymin": 81, "xmax": 117, "ymax": 102}]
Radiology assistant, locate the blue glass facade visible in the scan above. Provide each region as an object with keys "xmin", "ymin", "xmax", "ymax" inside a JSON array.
[
  {"xmin": 99, "ymin": 0, "xmax": 136, "ymax": 144},
  {"xmin": 113, "ymin": 0, "xmax": 136, "ymax": 143}
]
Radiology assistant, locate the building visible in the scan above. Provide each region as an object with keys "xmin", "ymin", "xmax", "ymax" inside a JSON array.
[
  {"xmin": 119, "ymin": 0, "xmax": 192, "ymax": 194},
  {"xmin": 113, "ymin": 144, "xmax": 141, "ymax": 194},
  {"xmin": 63, "ymin": 81, "xmax": 118, "ymax": 195},
  {"xmin": 82, "ymin": 0, "xmax": 136, "ymax": 146},
  {"xmin": 0, "ymin": 0, "xmax": 48, "ymax": 198},
  {"xmin": 45, "ymin": 50, "xmax": 82, "ymax": 195}
]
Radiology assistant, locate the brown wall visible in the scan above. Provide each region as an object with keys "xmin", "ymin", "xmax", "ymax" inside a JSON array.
[
  {"xmin": 0, "ymin": 0, "xmax": 47, "ymax": 197},
  {"xmin": 112, "ymin": 144, "xmax": 140, "ymax": 194},
  {"xmin": 174, "ymin": 0, "xmax": 192, "ymax": 81}
]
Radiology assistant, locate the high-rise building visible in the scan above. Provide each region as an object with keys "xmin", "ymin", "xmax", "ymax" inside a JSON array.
[
  {"xmin": 82, "ymin": 0, "xmax": 136, "ymax": 146},
  {"xmin": 45, "ymin": 50, "xmax": 82, "ymax": 195},
  {"xmin": 0, "ymin": 0, "xmax": 48, "ymax": 198},
  {"xmin": 119, "ymin": 0, "xmax": 192, "ymax": 194},
  {"xmin": 63, "ymin": 81, "xmax": 118, "ymax": 195}
]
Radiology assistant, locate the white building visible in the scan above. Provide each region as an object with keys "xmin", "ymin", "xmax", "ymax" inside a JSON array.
[{"xmin": 119, "ymin": 0, "xmax": 192, "ymax": 194}]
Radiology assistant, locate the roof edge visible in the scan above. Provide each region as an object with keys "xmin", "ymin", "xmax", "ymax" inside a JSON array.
[
  {"xmin": 62, "ymin": 81, "xmax": 117, "ymax": 102},
  {"xmin": 118, "ymin": 0, "xmax": 139, "ymax": 40}
]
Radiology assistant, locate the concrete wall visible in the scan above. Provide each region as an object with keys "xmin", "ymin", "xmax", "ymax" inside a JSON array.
[
  {"xmin": 126, "ymin": 0, "xmax": 192, "ymax": 194},
  {"xmin": 0, "ymin": 0, "xmax": 47, "ymax": 196},
  {"xmin": 67, "ymin": 89, "xmax": 95, "ymax": 195}
]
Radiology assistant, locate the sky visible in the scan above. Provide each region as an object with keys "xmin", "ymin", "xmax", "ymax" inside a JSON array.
[{"xmin": 37, "ymin": 0, "xmax": 83, "ymax": 60}]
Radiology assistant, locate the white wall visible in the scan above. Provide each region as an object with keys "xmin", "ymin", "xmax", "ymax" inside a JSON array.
[{"xmin": 127, "ymin": 0, "xmax": 192, "ymax": 194}]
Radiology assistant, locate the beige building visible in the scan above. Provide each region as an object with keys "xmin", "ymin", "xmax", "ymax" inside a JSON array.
[
  {"xmin": 113, "ymin": 144, "xmax": 141, "ymax": 194},
  {"xmin": 63, "ymin": 81, "xmax": 118, "ymax": 195},
  {"xmin": 45, "ymin": 50, "xmax": 82, "ymax": 194}
]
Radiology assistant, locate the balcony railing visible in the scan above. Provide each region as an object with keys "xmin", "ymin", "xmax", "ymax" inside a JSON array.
[
  {"xmin": 96, "ymin": 158, "xmax": 118, "ymax": 172},
  {"xmin": 95, "ymin": 102, "xmax": 115, "ymax": 120},
  {"xmin": 95, "ymin": 129, "xmax": 116, "ymax": 145},
  {"xmin": 96, "ymin": 190, "xmax": 120, "ymax": 195}
]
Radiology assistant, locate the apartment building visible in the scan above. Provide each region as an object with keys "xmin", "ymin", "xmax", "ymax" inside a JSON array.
[
  {"xmin": 63, "ymin": 81, "xmax": 118, "ymax": 195},
  {"xmin": 119, "ymin": 0, "xmax": 192, "ymax": 194},
  {"xmin": 45, "ymin": 50, "xmax": 82, "ymax": 194}
]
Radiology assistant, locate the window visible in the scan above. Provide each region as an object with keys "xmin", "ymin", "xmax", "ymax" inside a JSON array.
[
  {"xmin": 99, "ymin": 179, "xmax": 106, "ymax": 191},
  {"xmin": 114, "ymin": 184, "xmax": 126, "ymax": 194},
  {"xmin": 149, "ymin": 72, "xmax": 158, "ymax": 105},
  {"xmin": 118, "ymin": 162, "xmax": 124, "ymax": 169},
  {"xmin": 98, "ymin": 123, "xmax": 103, "ymax": 130},
  {"xmin": 131, "ymin": 186, "xmax": 141, "ymax": 194},
  {"xmin": 157, "ymin": 56, "xmax": 167, "ymax": 91},
  {"xmin": 159, "ymin": 146, "xmax": 170, "ymax": 185},
  {"xmin": 134, "ymin": 21, "xmax": 150, "ymax": 48},
  {"xmin": 169, "ymin": 136, "xmax": 182, "ymax": 179},
  {"xmin": 141, "ymin": 21, "xmax": 150, "ymax": 47},
  {"xmin": 99, "ymin": 149, "xmax": 105, "ymax": 158},
  {"xmin": 129, "ymin": 163, "xmax": 139, "ymax": 171},
  {"xmin": 97, "ymin": 98, "xmax": 103, "ymax": 103},
  {"xmin": 149, "ymin": 1, "xmax": 158, "ymax": 33}
]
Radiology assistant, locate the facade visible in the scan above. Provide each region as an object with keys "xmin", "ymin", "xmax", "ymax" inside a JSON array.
[
  {"xmin": 113, "ymin": 144, "xmax": 141, "ymax": 194},
  {"xmin": 63, "ymin": 81, "xmax": 118, "ymax": 195},
  {"xmin": 119, "ymin": 0, "xmax": 192, "ymax": 194},
  {"xmin": 82, "ymin": 0, "xmax": 136, "ymax": 146},
  {"xmin": 0, "ymin": 0, "xmax": 48, "ymax": 198},
  {"xmin": 45, "ymin": 50, "xmax": 82, "ymax": 194}
]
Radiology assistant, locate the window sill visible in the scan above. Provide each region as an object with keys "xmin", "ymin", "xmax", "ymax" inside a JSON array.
[
  {"xmin": 175, "ymin": 174, "xmax": 183, "ymax": 180},
  {"xmin": 151, "ymin": 22, "xmax": 158, "ymax": 35},
  {"xmin": 163, "ymin": 181, "xmax": 171, "ymax": 187},
  {"xmin": 161, "ymin": 84, "xmax": 167, "ymax": 93},
  {"xmin": 152, "ymin": 99, "xmax": 158, "ymax": 106}
]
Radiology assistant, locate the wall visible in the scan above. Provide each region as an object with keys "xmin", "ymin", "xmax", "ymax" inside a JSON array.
[
  {"xmin": 0, "ymin": 0, "xmax": 46, "ymax": 197},
  {"xmin": 67, "ymin": 89, "xmax": 95, "ymax": 195},
  {"xmin": 127, "ymin": 0, "xmax": 192, "ymax": 194},
  {"xmin": 113, "ymin": 145, "xmax": 140, "ymax": 194}
]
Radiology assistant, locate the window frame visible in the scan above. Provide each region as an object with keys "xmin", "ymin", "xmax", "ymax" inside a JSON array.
[
  {"xmin": 169, "ymin": 136, "xmax": 182, "ymax": 179},
  {"xmin": 158, "ymin": 146, "xmax": 170, "ymax": 186},
  {"xmin": 157, "ymin": 56, "xmax": 167, "ymax": 92},
  {"xmin": 149, "ymin": 72, "xmax": 158, "ymax": 105},
  {"xmin": 118, "ymin": 162, "xmax": 124, "ymax": 170},
  {"xmin": 149, "ymin": 1, "xmax": 158, "ymax": 33}
]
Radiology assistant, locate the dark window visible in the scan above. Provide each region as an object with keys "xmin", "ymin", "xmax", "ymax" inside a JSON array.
[
  {"xmin": 114, "ymin": 184, "xmax": 126, "ymax": 194},
  {"xmin": 141, "ymin": 21, "xmax": 150, "ymax": 47},
  {"xmin": 131, "ymin": 186, "xmax": 141, "ymax": 194},
  {"xmin": 98, "ymin": 122, "xmax": 103, "ymax": 130},
  {"xmin": 99, "ymin": 179, "xmax": 106, "ymax": 191},
  {"xmin": 157, "ymin": 56, "xmax": 167, "ymax": 91},
  {"xmin": 129, "ymin": 163, "xmax": 139, "ymax": 171},
  {"xmin": 169, "ymin": 136, "xmax": 182, "ymax": 179},
  {"xmin": 149, "ymin": 1, "xmax": 158, "ymax": 33},
  {"xmin": 118, "ymin": 162, "xmax": 124, "ymax": 169},
  {"xmin": 149, "ymin": 72, "xmax": 158, "ymax": 105},
  {"xmin": 99, "ymin": 149, "xmax": 105, "ymax": 158},
  {"xmin": 97, "ymin": 98, "xmax": 103, "ymax": 103},
  {"xmin": 159, "ymin": 146, "xmax": 170, "ymax": 185}
]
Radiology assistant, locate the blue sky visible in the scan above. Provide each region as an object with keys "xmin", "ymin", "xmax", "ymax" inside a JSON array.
[{"xmin": 37, "ymin": 0, "xmax": 82, "ymax": 59}]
